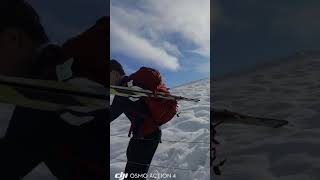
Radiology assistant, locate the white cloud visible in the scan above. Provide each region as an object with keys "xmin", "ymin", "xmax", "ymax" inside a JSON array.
[
  {"xmin": 142, "ymin": 0, "xmax": 210, "ymax": 57},
  {"xmin": 111, "ymin": 20, "xmax": 180, "ymax": 70},
  {"xmin": 111, "ymin": 0, "xmax": 210, "ymax": 71},
  {"xmin": 162, "ymin": 41, "xmax": 182, "ymax": 57}
]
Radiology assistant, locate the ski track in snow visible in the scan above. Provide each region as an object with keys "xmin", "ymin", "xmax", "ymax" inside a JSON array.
[
  {"xmin": 110, "ymin": 79, "xmax": 210, "ymax": 180},
  {"xmin": 213, "ymin": 55, "xmax": 320, "ymax": 179}
]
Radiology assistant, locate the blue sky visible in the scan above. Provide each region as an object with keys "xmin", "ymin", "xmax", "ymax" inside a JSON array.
[
  {"xmin": 110, "ymin": 0, "xmax": 210, "ymax": 88},
  {"xmin": 28, "ymin": 0, "xmax": 108, "ymax": 44},
  {"xmin": 212, "ymin": 0, "xmax": 320, "ymax": 79}
]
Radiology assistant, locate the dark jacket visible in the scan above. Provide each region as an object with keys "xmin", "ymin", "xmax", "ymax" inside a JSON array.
[{"xmin": 110, "ymin": 76, "xmax": 161, "ymax": 138}]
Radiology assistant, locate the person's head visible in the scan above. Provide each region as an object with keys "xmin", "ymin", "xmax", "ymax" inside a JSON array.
[
  {"xmin": 0, "ymin": 0, "xmax": 49, "ymax": 77},
  {"xmin": 110, "ymin": 59, "xmax": 125, "ymax": 85}
]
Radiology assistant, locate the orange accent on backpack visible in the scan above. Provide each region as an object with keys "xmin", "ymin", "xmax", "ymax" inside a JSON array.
[{"xmin": 128, "ymin": 67, "xmax": 177, "ymax": 136}]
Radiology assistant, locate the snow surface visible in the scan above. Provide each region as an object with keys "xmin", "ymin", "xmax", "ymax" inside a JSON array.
[
  {"xmin": 110, "ymin": 79, "xmax": 210, "ymax": 180},
  {"xmin": 213, "ymin": 53, "xmax": 320, "ymax": 179},
  {"xmin": 0, "ymin": 78, "xmax": 210, "ymax": 179}
]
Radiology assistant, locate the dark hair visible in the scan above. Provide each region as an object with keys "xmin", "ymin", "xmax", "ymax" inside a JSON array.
[
  {"xmin": 110, "ymin": 59, "xmax": 125, "ymax": 76},
  {"xmin": 0, "ymin": 0, "xmax": 49, "ymax": 45}
]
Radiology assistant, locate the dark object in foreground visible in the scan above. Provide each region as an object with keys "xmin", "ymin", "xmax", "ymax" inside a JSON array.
[
  {"xmin": 211, "ymin": 108, "xmax": 289, "ymax": 176},
  {"xmin": 213, "ymin": 159, "xmax": 227, "ymax": 175},
  {"xmin": 111, "ymin": 85, "xmax": 200, "ymax": 102},
  {"xmin": 0, "ymin": 107, "xmax": 108, "ymax": 179},
  {"xmin": 212, "ymin": 109, "xmax": 289, "ymax": 128},
  {"xmin": 0, "ymin": 74, "xmax": 106, "ymax": 112}
]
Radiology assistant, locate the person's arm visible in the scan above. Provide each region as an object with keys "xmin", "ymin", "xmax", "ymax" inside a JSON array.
[{"xmin": 110, "ymin": 95, "xmax": 131, "ymax": 122}]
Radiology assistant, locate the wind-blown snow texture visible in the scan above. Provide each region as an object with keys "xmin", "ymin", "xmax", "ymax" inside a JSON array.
[
  {"xmin": 213, "ymin": 53, "xmax": 320, "ymax": 180},
  {"xmin": 110, "ymin": 79, "xmax": 210, "ymax": 180}
]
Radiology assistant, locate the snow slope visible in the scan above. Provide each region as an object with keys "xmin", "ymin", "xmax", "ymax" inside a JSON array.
[
  {"xmin": 110, "ymin": 79, "xmax": 210, "ymax": 180},
  {"xmin": 0, "ymin": 78, "xmax": 210, "ymax": 179},
  {"xmin": 213, "ymin": 53, "xmax": 320, "ymax": 179}
]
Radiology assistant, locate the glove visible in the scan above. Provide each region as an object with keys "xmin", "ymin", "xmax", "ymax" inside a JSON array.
[{"xmin": 127, "ymin": 80, "xmax": 143, "ymax": 102}]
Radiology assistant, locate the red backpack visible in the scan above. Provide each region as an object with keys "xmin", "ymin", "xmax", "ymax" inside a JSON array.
[{"xmin": 128, "ymin": 67, "xmax": 177, "ymax": 137}]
